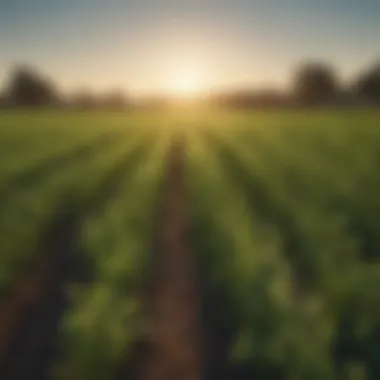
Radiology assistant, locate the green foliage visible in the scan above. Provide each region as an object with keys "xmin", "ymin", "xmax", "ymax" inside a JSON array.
[
  {"xmin": 54, "ymin": 128, "xmax": 169, "ymax": 380},
  {"xmin": 1, "ymin": 110, "xmax": 380, "ymax": 380},
  {"xmin": 187, "ymin": 110, "xmax": 380, "ymax": 380},
  {"xmin": 0, "ymin": 111, "xmax": 167, "ymax": 378}
]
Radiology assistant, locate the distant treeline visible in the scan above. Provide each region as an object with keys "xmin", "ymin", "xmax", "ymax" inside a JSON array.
[
  {"xmin": 211, "ymin": 61, "xmax": 380, "ymax": 108},
  {"xmin": 0, "ymin": 65, "xmax": 134, "ymax": 110},
  {"xmin": 0, "ymin": 61, "xmax": 379, "ymax": 109}
]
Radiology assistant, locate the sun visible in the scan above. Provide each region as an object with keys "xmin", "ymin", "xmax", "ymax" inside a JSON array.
[{"xmin": 168, "ymin": 67, "xmax": 206, "ymax": 98}]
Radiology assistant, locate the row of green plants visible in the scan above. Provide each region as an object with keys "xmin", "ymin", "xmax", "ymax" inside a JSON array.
[
  {"xmin": 0, "ymin": 123, "xmax": 153, "ymax": 298},
  {"xmin": 0, "ymin": 113, "xmax": 132, "ymax": 189},
  {"xmin": 212, "ymin": 113, "xmax": 380, "ymax": 379},
  {"xmin": 186, "ymin": 112, "xmax": 380, "ymax": 380},
  {"xmin": 54, "ymin": 131, "xmax": 170, "ymax": 380}
]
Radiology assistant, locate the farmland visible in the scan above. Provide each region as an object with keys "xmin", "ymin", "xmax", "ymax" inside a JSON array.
[{"xmin": 0, "ymin": 109, "xmax": 379, "ymax": 380}]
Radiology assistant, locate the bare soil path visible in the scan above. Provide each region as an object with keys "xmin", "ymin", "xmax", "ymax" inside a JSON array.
[
  {"xmin": 137, "ymin": 132, "xmax": 203, "ymax": 380},
  {"xmin": 0, "ymin": 213, "xmax": 83, "ymax": 380}
]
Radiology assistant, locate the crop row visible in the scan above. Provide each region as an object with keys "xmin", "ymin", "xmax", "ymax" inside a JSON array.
[{"xmin": 187, "ymin": 113, "xmax": 380, "ymax": 380}]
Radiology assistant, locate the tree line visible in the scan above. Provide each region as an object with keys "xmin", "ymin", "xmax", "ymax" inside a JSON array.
[
  {"xmin": 212, "ymin": 61, "xmax": 380, "ymax": 108},
  {"xmin": 0, "ymin": 65, "xmax": 132, "ymax": 110},
  {"xmin": 0, "ymin": 61, "xmax": 379, "ymax": 109}
]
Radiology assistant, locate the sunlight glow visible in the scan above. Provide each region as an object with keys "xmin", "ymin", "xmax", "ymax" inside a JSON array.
[{"xmin": 167, "ymin": 67, "xmax": 207, "ymax": 98}]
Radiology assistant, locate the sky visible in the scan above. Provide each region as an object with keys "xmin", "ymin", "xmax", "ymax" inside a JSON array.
[{"xmin": 0, "ymin": 0, "xmax": 379, "ymax": 96}]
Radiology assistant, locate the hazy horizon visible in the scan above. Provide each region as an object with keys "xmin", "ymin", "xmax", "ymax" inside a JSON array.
[{"xmin": 1, "ymin": 0, "xmax": 379, "ymax": 96}]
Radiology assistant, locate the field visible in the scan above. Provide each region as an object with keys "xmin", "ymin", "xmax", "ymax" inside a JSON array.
[{"xmin": 0, "ymin": 109, "xmax": 379, "ymax": 380}]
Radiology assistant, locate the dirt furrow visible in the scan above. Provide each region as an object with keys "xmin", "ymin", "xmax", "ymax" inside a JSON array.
[
  {"xmin": 0, "ymin": 213, "xmax": 83, "ymax": 379},
  {"xmin": 137, "ymin": 133, "xmax": 202, "ymax": 380}
]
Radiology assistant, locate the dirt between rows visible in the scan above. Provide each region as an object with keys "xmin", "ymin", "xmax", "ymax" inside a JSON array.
[
  {"xmin": 0, "ymin": 215, "xmax": 82, "ymax": 380},
  {"xmin": 134, "ymin": 133, "xmax": 203, "ymax": 380}
]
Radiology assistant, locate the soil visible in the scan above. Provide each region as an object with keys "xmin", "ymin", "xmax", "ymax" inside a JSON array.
[
  {"xmin": 136, "ymin": 133, "xmax": 203, "ymax": 380},
  {"xmin": 0, "ymin": 214, "xmax": 82, "ymax": 380}
]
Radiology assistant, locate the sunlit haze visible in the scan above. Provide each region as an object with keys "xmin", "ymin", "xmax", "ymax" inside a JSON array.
[
  {"xmin": 0, "ymin": 0, "xmax": 379, "ymax": 97},
  {"xmin": 166, "ymin": 67, "xmax": 208, "ymax": 98}
]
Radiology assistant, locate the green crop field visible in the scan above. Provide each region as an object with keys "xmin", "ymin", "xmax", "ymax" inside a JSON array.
[
  {"xmin": 0, "ymin": 109, "xmax": 380, "ymax": 380},
  {"xmin": 187, "ymin": 110, "xmax": 380, "ymax": 380}
]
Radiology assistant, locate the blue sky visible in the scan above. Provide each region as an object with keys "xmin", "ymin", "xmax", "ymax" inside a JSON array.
[{"xmin": 0, "ymin": 0, "xmax": 379, "ymax": 95}]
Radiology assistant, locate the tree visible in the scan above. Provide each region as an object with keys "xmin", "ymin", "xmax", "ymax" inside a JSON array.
[
  {"xmin": 293, "ymin": 62, "xmax": 338, "ymax": 105},
  {"xmin": 5, "ymin": 65, "xmax": 59, "ymax": 107},
  {"xmin": 355, "ymin": 62, "xmax": 380, "ymax": 103}
]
